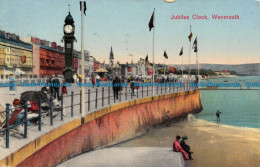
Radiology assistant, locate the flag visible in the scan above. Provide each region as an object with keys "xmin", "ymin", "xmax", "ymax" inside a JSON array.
[
  {"xmin": 21, "ymin": 56, "xmax": 26, "ymax": 64},
  {"xmin": 179, "ymin": 47, "xmax": 183, "ymax": 56},
  {"xmin": 80, "ymin": 1, "xmax": 87, "ymax": 15},
  {"xmin": 163, "ymin": 50, "xmax": 168, "ymax": 59},
  {"xmin": 188, "ymin": 32, "xmax": 193, "ymax": 42},
  {"xmin": 148, "ymin": 10, "xmax": 154, "ymax": 31},
  {"xmin": 192, "ymin": 37, "xmax": 198, "ymax": 52},
  {"xmin": 145, "ymin": 55, "xmax": 148, "ymax": 62}
]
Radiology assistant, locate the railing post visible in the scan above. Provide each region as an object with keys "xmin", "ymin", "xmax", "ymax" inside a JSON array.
[
  {"xmin": 24, "ymin": 101, "xmax": 28, "ymax": 138},
  {"xmin": 95, "ymin": 88, "xmax": 98, "ymax": 109},
  {"xmin": 147, "ymin": 86, "xmax": 148, "ymax": 96},
  {"xmin": 61, "ymin": 93, "xmax": 63, "ymax": 121},
  {"xmin": 131, "ymin": 86, "xmax": 133, "ymax": 99},
  {"xmin": 38, "ymin": 97, "xmax": 42, "ymax": 131},
  {"xmin": 137, "ymin": 87, "xmax": 138, "ymax": 98},
  {"xmin": 157, "ymin": 85, "xmax": 158, "ymax": 95},
  {"xmin": 88, "ymin": 89, "xmax": 90, "ymax": 111},
  {"xmin": 161, "ymin": 85, "xmax": 162, "ymax": 94},
  {"xmin": 50, "ymin": 97, "xmax": 53, "ymax": 125},
  {"xmin": 102, "ymin": 87, "xmax": 104, "ymax": 107},
  {"xmin": 165, "ymin": 84, "xmax": 167, "ymax": 94},
  {"xmin": 142, "ymin": 86, "xmax": 144, "ymax": 97},
  {"xmin": 6, "ymin": 103, "xmax": 10, "ymax": 148},
  {"xmin": 125, "ymin": 86, "xmax": 127, "ymax": 100},
  {"xmin": 80, "ymin": 90, "xmax": 82, "ymax": 114},
  {"xmin": 71, "ymin": 91, "xmax": 74, "ymax": 117},
  {"xmin": 119, "ymin": 87, "xmax": 121, "ymax": 102},
  {"xmin": 108, "ymin": 87, "xmax": 110, "ymax": 105},
  {"xmin": 114, "ymin": 87, "xmax": 116, "ymax": 103}
]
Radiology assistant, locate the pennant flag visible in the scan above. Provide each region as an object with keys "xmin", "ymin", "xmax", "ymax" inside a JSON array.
[
  {"xmin": 148, "ymin": 10, "xmax": 154, "ymax": 31},
  {"xmin": 192, "ymin": 37, "xmax": 198, "ymax": 52},
  {"xmin": 145, "ymin": 55, "xmax": 148, "ymax": 62},
  {"xmin": 188, "ymin": 32, "xmax": 193, "ymax": 42},
  {"xmin": 80, "ymin": 1, "xmax": 87, "ymax": 15},
  {"xmin": 179, "ymin": 47, "xmax": 183, "ymax": 56},
  {"xmin": 163, "ymin": 50, "xmax": 168, "ymax": 59}
]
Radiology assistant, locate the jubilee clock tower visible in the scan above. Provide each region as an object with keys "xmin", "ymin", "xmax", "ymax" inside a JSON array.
[{"xmin": 62, "ymin": 11, "xmax": 76, "ymax": 82}]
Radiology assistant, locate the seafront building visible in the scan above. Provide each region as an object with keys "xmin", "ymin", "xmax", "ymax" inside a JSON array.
[
  {"xmin": 0, "ymin": 31, "xmax": 33, "ymax": 80},
  {"xmin": 0, "ymin": 30, "xmax": 176, "ymax": 80}
]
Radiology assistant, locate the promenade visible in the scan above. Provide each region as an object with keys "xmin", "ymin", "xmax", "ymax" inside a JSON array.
[{"xmin": 0, "ymin": 80, "xmax": 194, "ymax": 161}]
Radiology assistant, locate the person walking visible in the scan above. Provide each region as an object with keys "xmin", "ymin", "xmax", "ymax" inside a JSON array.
[
  {"xmin": 52, "ymin": 74, "xmax": 60, "ymax": 99},
  {"xmin": 9, "ymin": 73, "xmax": 17, "ymax": 95},
  {"xmin": 216, "ymin": 110, "xmax": 222, "ymax": 123}
]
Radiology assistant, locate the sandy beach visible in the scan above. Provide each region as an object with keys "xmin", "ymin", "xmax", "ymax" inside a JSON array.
[{"xmin": 117, "ymin": 115, "xmax": 260, "ymax": 167}]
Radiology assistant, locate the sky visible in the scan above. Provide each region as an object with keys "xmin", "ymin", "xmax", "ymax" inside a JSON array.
[{"xmin": 0, "ymin": 0, "xmax": 259, "ymax": 65}]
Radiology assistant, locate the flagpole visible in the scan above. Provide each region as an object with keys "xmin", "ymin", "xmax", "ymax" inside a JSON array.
[
  {"xmin": 197, "ymin": 51, "xmax": 199, "ymax": 79},
  {"xmin": 182, "ymin": 51, "xmax": 183, "ymax": 83},
  {"xmin": 81, "ymin": 1, "xmax": 85, "ymax": 118},
  {"xmin": 152, "ymin": 8, "xmax": 155, "ymax": 96},
  {"xmin": 164, "ymin": 57, "xmax": 165, "ymax": 76},
  {"xmin": 188, "ymin": 25, "xmax": 192, "ymax": 78}
]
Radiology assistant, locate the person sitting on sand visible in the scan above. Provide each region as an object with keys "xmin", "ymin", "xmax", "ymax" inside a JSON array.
[
  {"xmin": 216, "ymin": 110, "xmax": 222, "ymax": 123},
  {"xmin": 180, "ymin": 136, "xmax": 193, "ymax": 160},
  {"xmin": 173, "ymin": 135, "xmax": 189, "ymax": 160}
]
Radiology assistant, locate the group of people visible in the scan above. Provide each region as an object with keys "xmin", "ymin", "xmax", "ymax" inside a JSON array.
[
  {"xmin": 173, "ymin": 135, "xmax": 193, "ymax": 160},
  {"xmin": 48, "ymin": 74, "xmax": 67, "ymax": 99}
]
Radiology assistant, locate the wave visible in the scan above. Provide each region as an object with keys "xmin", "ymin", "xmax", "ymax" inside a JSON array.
[{"xmin": 187, "ymin": 114, "xmax": 260, "ymax": 132}]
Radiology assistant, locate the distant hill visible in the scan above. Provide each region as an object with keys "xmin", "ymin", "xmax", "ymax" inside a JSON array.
[{"xmin": 171, "ymin": 63, "xmax": 260, "ymax": 76}]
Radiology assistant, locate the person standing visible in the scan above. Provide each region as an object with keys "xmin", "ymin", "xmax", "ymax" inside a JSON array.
[
  {"xmin": 92, "ymin": 75, "xmax": 96, "ymax": 87},
  {"xmin": 130, "ymin": 80, "xmax": 135, "ymax": 96},
  {"xmin": 9, "ymin": 72, "xmax": 17, "ymax": 95},
  {"xmin": 73, "ymin": 74, "xmax": 77, "ymax": 85},
  {"xmin": 61, "ymin": 80, "xmax": 67, "ymax": 94},
  {"xmin": 216, "ymin": 110, "xmax": 222, "ymax": 123},
  {"xmin": 52, "ymin": 74, "xmax": 60, "ymax": 99},
  {"xmin": 96, "ymin": 74, "xmax": 100, "ymax": 87},
  {"xmin": 173, "ymin": 135, "xmax": 189, "ymax": 160},
  {"xmin": 48, "ymin": 76, "xmax": 53, "ymax": 96},
  {"xmin": 112, "ymin": 77, "xmax": 120, "ymax": 99}
]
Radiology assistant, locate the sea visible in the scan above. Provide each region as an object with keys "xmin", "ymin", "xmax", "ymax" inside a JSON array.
[{"xmin": 196, "ymin": 76, "xmax": 260, "ymax": 129}]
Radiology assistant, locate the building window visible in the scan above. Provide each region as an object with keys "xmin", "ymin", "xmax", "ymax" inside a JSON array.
[
  {"xmin": 46, "ymin": 59, "xmax": 49, "ymax": 64},
  {"xmin": 40, "ymin": 58, "xmax": 44, "ymax": 64},
  {"xmin": 52, "ymin": 60, "xmax": 55, "ymax": 64}
]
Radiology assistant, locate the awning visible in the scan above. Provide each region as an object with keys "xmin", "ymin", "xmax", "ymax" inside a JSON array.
[
  {"xmin": 95, "ymin": 68, "xmax": 108, "ymax": 73},
  {"xmin": 14, "ymin": 68, "xmax": 26, "ymax": 75}
]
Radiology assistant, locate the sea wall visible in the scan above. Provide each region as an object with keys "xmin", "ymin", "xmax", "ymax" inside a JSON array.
[{"xmin": 0, "ymin": 90, "xmax": 202, "ymax": 167}]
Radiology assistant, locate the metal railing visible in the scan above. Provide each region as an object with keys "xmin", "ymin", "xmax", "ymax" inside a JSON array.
[{"xmin": 0, "ymin": 80, "xmax": 197, "ymax": 148}]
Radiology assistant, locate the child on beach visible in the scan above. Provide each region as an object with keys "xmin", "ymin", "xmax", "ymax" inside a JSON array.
[
  {"xmin": 173, "ymin": 135, "xmax": 189, "ymax": 160},
  {"xmin": 180, "ymin": 136, "xmax": 193, "ymax": 160}
]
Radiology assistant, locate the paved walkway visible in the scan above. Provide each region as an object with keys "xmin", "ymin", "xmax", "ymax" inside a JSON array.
[
  {"xmin": 57, "ymin": 147, "xmax": 189, "ymax": 167},
  {"xmin": 0, "ymin": 81, "xmax": 195, "ymax": 160}
]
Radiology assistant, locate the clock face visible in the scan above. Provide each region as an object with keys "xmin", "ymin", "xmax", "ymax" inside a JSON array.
[{"xmin": 64, "ymin": 25, "xmax": 73, "ymax": 33}]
